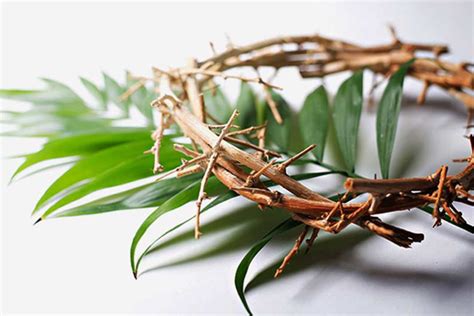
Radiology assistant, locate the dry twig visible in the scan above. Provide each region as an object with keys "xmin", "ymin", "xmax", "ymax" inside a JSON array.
[
  {"xmin": 275, "ymin": 226, "xmax": 309, "ymax": 278},
  {"xmin": 195, "ymin": 110, "xmax": 239, "ymax": 239},
  {"xmin": 138, "ymin": 31, "xmax": 473, "ymax": 271}
]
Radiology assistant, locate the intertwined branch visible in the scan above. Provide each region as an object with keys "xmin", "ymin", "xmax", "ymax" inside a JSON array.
[
  {"xmin": 127, "ymin": 30, "xmax": 473, "ymax": 277},
  {"xmin": 151, "ymin": 27, "xmax": 473, "ymax": 111}
]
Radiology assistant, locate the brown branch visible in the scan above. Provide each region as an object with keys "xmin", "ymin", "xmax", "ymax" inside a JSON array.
[
  {"xmin": 208, "ymin": 123, "xmax": 240, "ymax": 130},
  {"xmin": 263, "ymin": 87, "xmax": 283, "ymax": 124},
  {"xmin": 156, "ymin": 73, "xmax": 472, "ymax": 238},
  {"xmin": 177, "ymin": 164, "xmax": 202, "ymax": 178},
  {"xmin": 358, "ymin": 216, "xmax": 424, "ymax": 248},
  {"xmin": 193, "ymin": 32, "xmax": 473, "ymax": 112},
  {"xmin": 224, "ymin": 135, "xmax": 281, "ymax": 158},
  {"xmin": 176, "ymin": 68, "xmax": 283, "ymax": 90},
  {"xmin": 185, "ymin": 58, "xmax": 206, "ymax": 121},
  {"xmin": 277, "ymin": 144, "xmax": 316, "ymax": 173},
  {"xmin": 274, "ymin": 225, "xmax": 308, "ymax": 278},
  {"xmin": 304, "ymin": 228, "xmax": 320, "ymax": 254},
  {"xmin": 244, "ymin": 159, "xmax": 276, "ymax": 186},
  {"xmin": 226, "ymin": 124, "xmax": 266, "ymax": 137},
  {"xmin": 150, "ymin": 111, "xmax": 166, "ymax": 174},
  {"xmin": 143, "ymin": 33, "xmax": 474, "ymax": 260},
  {"xmin": 256, "ymin": 126, "xmax": 267, "ymax": 161},
  {"xmin": 432, "ymin": 165, "xmax": 448, "ymax": 227},
  {"xmin": 120, "ymin": 78, "xmax": 146, "ymax": 101},
  {"xmin": 195, "ymin": 109, "xmax": 239, "ymax": 239}
]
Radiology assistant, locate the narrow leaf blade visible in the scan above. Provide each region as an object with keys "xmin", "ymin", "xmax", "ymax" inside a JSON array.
[
  {"xmin": 134, "ymin": 189, "xmax": 237, "ymax": 273},
  {"xmin": 134, "ymin": 171, "xmax": 336, "ymax": 272},
  {"xmin": 33, "ymin": 139, "xmax": 157, "ymax": 212},
  {"xmin": 203, "ymin": 87, "xmax": 232, "ymax": 123},
  {"xmin": 40, "ymin": 144, "xmax": 182, "ymax": 218},
  {"xmin": 130, "ymin": 177, "xmax": 226, "ymax": 276},
  {"xmin": 80, "ymin": 77, "xmax": 107, "ymax": 110},
  {"xmin": 234, "ymin": 219, "xmax": 300, "ymax": 315},
  {"xmin": 376, "ymin": 60, "xmax": 414, "ymax": 178},
  {"xmin": 299, "ymin": 85, "xmax": 330, "ymax": 161},
  {"xmin": 332, "ymin": 71, "xmax": 363, "ymax": 172},
  {"xmin": 54, "ymin": 174, "xmax": 202, "ymax": 217},
  {"xmin": 126, "ymin": 74, "xmax": 154, "ymax": 124},
  {"xmin": 103, "ymin": 73, "xmax": 128, "ymax": 113},
  {"xmin": 235, "ymin": 82, "xmax": 257, "ymax": 129},
  {"xmin": 265, "ymin": 91, "xmax": 292, "ymax": 152},
  {"xmin": 11, "ymin": 128, "xmax": 151, "ymax": 180}
]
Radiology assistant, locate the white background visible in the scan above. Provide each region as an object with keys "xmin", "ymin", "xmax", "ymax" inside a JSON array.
[{"xmin": 1, "ymin": 1, "xmax": 473, "ymax": 314}]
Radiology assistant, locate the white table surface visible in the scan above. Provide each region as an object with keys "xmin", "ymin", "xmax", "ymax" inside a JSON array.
[{"xmin": 1, "ymin": 1, "xmax": 473, "ymax": 314}]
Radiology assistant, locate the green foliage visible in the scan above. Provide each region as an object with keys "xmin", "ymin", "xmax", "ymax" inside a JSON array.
[
  {"xmin": 55, "ymin": 174, "xmax": 202, "ymax": 217},
  {"xmin": 80, "ymin": 77, "xmax": 107, "ymax": 110},
  {"xmin": 12, "ymin": 128, "xmax": 151, "ymax": 181},
  {"xmin": 34, "ymin": 137, "xmax": 180, "ymax": 216},
  {"xmin": 133, "ymin": 172, "xmax": 336, "ymax": 275},
  {"xmin": 126, "ymin": 73, "xmax": 154, "ymax": 125},
  {"xmin": 130, "ymin": 177, "xmax": 228, "ymax": 277},
  {"xmin": 0, "ymin": 79, "xmax": 111, "ymax": 137},
  {"xmin": 2, "ymin": 71, "xmax": 472, "ymax": 315},
  {"xmin": 103, "ymin": 72, "xmax": 129, "ymax": 113},
  {"xmin": 203, "ymin": 87, "xmax": 233, "ymax": 123},
  {"xmin": 1, "ymin": 72, "xmax": 170, "ymax": 219},
  {"xmin": 265, "ymin": 90, "xmax": 292, "ymax": 151},
  {"xmin": 34, "ymin": 139, "xmax": 151, "ymax": 212},
  {"xmin": 235, "ymin": 218, "xmax": 300, "ymax": 315},
  {"xmin": 332, "ymin": 71, "xmax": 363, "ymax": 172},
  {"xmin": 376, "ymin": 59, "xmax": 415, "ymax": 178},
  {"xmin": 299, "ymin": 85, "xmax": 330, "ymax": 161},
  {"xmin": 235, "ymin": 82, "xmax": 257, "ymax": 129},
  {"xmin": 0, "ymin": 78, "xmax": 87, "ymax": 108},
  {"xmin": 134, "ymin": 188, "xmax": 239, "ymax": 275},
  {"xmin": 233, "ymin": 194, "xmax": 340, "ymax": 314}
]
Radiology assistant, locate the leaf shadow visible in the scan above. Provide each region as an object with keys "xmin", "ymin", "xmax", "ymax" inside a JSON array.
[
  {"xmin": 294, "ymin": 253, "xmax": 472, "ymax": 303},
  {"xmin": 139, "ymin": 203, "xmax": 290, "ymax": 277},
  {"xmin": 245, "ymin": 227, "xmax": 373, "ymax": 294},
  {"xmin": 401, "ymin": 94, "xmax": 467, "ymax": 120},
  {"xmin": 390, "ymin": 122, "xmax": 427, "ymax": 178},
  {"xmin": 246, "ymin": 214, "xmax": 471, "ymax": 300}
]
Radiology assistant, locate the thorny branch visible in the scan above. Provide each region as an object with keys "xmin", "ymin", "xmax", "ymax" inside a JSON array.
[
  {"xmin": 166, "ymin": 29, "xmax": 473, "ymax": 111},
  {"xmin": 135, "ymin": 30, "xmax": 473, "ymax": 277},
  {"xmin": 195, "ymin": 109, "xmax": 239, "ymax": 239}
]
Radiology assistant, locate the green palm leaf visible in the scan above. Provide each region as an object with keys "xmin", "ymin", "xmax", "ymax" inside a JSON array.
[
  {"xmin": 299, "ymin": 85, "xmax": 330, "ymax": 161},
  {"xmin": 33, "ymin": 138, "xmax": 168, "ymax": 213},
  {"xmin": 80, "ymin": 77, "xmax": 107, "ymax": 110},
  {"xmin": 332, "ymin": 71, "xmax": 363, "ymax": 172},
  {"xmin": 203, "ymin": 87, "xmax": 232, "ymax": 123},
  {"xmin": 265, "ymin": 90, "xmax": 292, "ymax": 151},
  {"xmin": 235, "ymin": 218, "xmax": 300, "ymax": 315},
  {"xmin": 54, "ymin": 174, "xmax": 202, "ymax": 217},
  {"xmin": 376, "ymin": 59, "xmax": 415, "ymax": 178},
  {"xmin": 103, "ymin": 72, "xmax": 129, "ymax": 113},
  {"xmin": 11, "ymin": 128, "xmax": 151, "ymax": 180},
  {"xmin": 133, "ymin": 172, "xmax": 335, "ymax": 275},
  {"xmin": 235, "ymin": 82, "xmax": 257, "ymax": 129},
  {"xmin": 130, "ymin": 177, "xmax": 227, "ymax": 277},
  {"xmin": 40, "ymin": 144, "xmax": 183, "ymax": 218},
  {"xmin": 126, "ymin": 73, "xmax": 155, "ymax": 124},
  {"xmin": 134, "ymin": 190, "xmax": 237, "ymax": 275}
]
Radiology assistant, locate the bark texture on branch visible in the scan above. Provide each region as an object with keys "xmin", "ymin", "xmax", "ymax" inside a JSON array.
[
  {"xmin": 162, "ymin": 31, "xmax": 473, "ymax": 110},
  {"xmin": 137, "ymin": 30, "xmax": 473, "ymax": 277}
]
